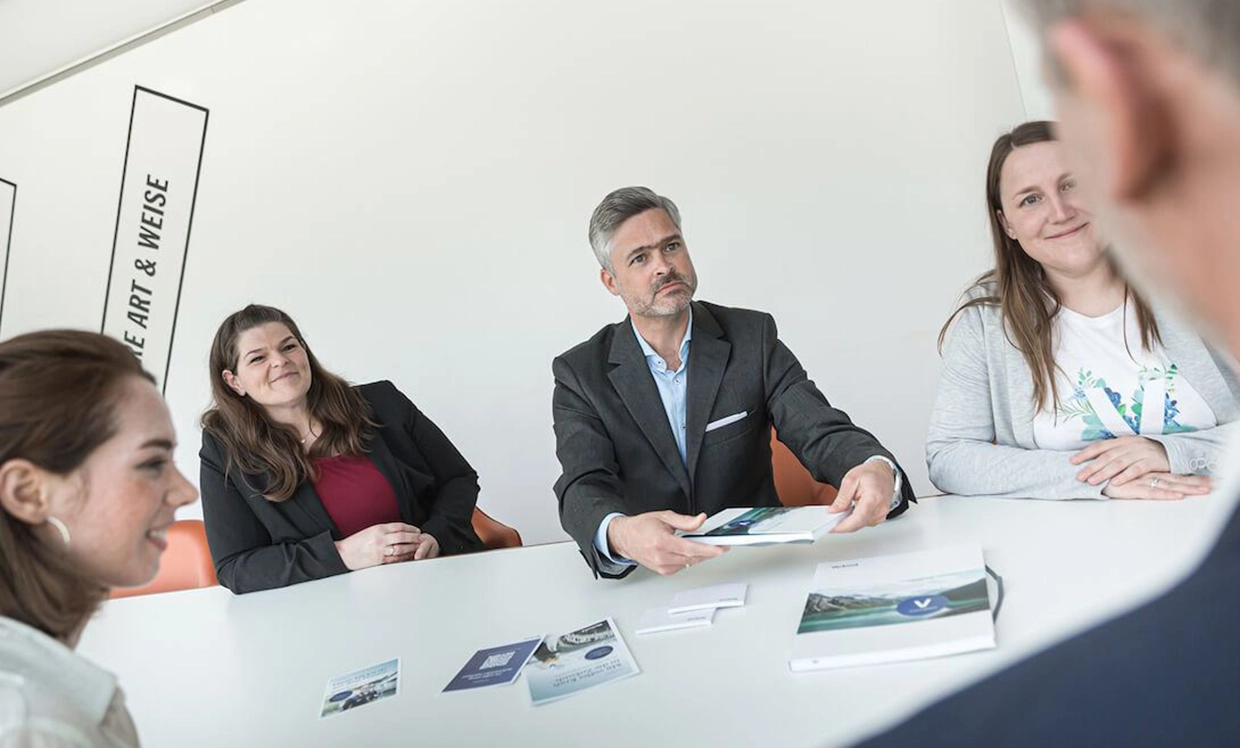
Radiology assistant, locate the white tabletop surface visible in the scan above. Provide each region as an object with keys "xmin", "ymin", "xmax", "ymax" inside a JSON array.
[{"xmin": 78, "ymin": 493, "xmax": 1237, "ymax": 747}]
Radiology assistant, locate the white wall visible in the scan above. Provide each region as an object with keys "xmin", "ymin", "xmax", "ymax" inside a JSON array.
[
  {"xmin": 0, "ymin": 0, "xmax": 1028, "ymax": 544},
  {"xmin": 0, "ymin": 0, "xmax": 226, "ymax": 101},
  {"xmin": 1001, "ymin": 0, "xmax": 1056, "ymax": 120}
]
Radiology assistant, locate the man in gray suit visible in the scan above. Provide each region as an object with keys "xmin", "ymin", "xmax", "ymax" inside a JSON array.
[{"xmin": 552, "ymin": 187, "xmax": 914, "ymax": 579}]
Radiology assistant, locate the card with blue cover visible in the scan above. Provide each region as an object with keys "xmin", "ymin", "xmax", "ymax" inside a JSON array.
[{"xmin": 442, "ymin": 637, "xmax": 544, "ymax": 693}]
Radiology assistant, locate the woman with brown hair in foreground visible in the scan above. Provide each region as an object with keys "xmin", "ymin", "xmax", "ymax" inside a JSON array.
[{"xmin": 0, "ymin": 330, "xmax": 198, "ymax": 746}]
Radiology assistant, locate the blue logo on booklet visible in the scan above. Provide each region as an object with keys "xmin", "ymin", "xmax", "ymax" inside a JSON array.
[
  {"xmin": 585, "ymin": 646, "xmax": 613, "ymax": 660},
  {"xmin": 896, "ymin": 595, "xmax": 948, "ymax": 617}
]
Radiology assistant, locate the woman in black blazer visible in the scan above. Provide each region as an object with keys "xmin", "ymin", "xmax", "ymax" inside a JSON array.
[{"xmin": 200, "ymin": 304, "xmax": 482, "ymax": 594}]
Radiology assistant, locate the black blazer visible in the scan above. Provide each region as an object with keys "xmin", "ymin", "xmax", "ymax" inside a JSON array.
[
  {"xmin": 200, "ymin": 380, "xmax": 482, "ymax": 594},
  {"xmin": 552, "ymin": 301, "xmax": 914, "ymax": 578},
  {"xmin": 857, "ymin": 500, "xmax": 1240, "ymax": 747}
]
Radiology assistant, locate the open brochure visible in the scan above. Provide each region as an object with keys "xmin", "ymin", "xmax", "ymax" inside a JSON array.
[
  {"xmin": 789, "ymin": 544, "xmax": 996, "ymax": 671},
  {"xmin": 681, "ymin": 506, "xmax": 848, "ymax": 546},
  {"xmin": 525, "ymin": 618, "xmax": 639, "ymax": 705}
]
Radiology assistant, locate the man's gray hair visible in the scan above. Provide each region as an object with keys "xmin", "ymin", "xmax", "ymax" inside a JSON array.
[
  {"xmin": 1019, "ymin": 0, "xmax": 1240, "ymax": 86},
  {"xmin": 588, "ymin": 186, "xmax": 683, "ymax": 272}
]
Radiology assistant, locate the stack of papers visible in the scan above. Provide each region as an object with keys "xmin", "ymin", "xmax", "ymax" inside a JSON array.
[{"xmin": 635, "ymin": 583, "xmax": 749, "ymax": 635}]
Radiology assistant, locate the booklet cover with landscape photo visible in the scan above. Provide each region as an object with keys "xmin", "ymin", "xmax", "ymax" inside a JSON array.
[{"xmin": 790, "ymin": 545, "xmax": 995, "ymax": 671}]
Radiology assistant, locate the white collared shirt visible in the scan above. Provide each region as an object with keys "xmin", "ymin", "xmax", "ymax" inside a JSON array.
[{"xmin": 0, "ymin": 616, "xmax": 138, "ymax": 747}]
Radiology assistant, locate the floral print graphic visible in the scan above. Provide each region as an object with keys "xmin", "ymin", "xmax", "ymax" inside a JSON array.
[{"xmin": 1057, "ymin": 364, "xmax": 1198, "ymax": 442}]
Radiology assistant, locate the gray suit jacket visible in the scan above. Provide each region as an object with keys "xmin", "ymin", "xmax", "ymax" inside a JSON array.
[
  {"xmin": 552, "ymin": 301, "xmax": 914, "ymax": 578},
  {"xmin": 928, "ymin": 283, "xmax": 1240, "ymax": 499}
]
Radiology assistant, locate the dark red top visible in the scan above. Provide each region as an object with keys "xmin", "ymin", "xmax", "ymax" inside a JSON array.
[{"xmin": 312, "ymin": 454, "xmax": 402, "ymax": 538}]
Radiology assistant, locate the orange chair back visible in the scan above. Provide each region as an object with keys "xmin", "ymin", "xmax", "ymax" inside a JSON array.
[
  {"xmin": 771, "ymin": 428, "xmax": 838, "ymax": 506},
  {"xmin": 110, "ymin": 519, "xmax": 217, "ymax": 599},
  {"xmin": 472, "ymin": 507, "xmax": 522, "ymax": 549}
]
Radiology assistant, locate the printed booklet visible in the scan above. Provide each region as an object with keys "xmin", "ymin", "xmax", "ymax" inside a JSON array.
[
  {"xmin": 682, "ymin": 506, "xmax": 848, "ymax": 546},
  {"xmin": 789, "ymin": 544, "xmax": 996, "ymax": 671}
]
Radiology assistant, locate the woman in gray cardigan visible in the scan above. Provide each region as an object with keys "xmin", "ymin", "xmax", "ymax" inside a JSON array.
[{"xmin": 928, "ymin": 122, "xmax": 1239, "ymax": 500}]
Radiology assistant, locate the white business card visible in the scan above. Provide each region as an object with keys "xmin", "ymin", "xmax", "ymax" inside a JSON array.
[
  {"xmin": 668, "ymin": 583, "xmax": 749, "ymax": 615},
  {"xmin": 635, "ymin": 606, "xmax": 715, "ymax": 635}
]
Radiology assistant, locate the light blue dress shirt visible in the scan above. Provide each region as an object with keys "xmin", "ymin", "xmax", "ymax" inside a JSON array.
[
  {"xmin": 594, "ymin": 311, "xmax": 901, "ymax": 564},
  {"xmin": 634, "ymin": 315, "xmax": 693, "ymax": 465}
]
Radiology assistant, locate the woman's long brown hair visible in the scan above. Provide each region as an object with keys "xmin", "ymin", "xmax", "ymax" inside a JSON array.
[
  {"xmin": 940, "ymin": 121, "xmax": 1162, "ymax": 412},
  {"xmin": 0, "ymin": 330, "xmax": 154, "ymax": 641},
  {"xmin": 201, "ymin": 305, "xmax": 375, "ymax": 501}
]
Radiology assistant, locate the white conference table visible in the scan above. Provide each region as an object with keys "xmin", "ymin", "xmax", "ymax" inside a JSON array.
[{"xmin": 79, "ymin": 493, "xmax": 1236, "ymax": 748}]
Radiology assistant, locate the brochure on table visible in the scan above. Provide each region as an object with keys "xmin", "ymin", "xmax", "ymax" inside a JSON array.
[
  {"xmin": 526, "ymin": 618, "xmax": 640, "ymax": 705},
  {"xmin": 443, "ymin": 637, "xmax": 543, "ymax": 693},
  {"xmin": 790, "ymin": 544, "xmax": 996, "ymax": 671}
]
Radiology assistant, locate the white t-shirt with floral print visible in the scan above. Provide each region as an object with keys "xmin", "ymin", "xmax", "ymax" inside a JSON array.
[{"xmin": 1032, "ymin": 303, "xmax": 1218, "ymax": 451}]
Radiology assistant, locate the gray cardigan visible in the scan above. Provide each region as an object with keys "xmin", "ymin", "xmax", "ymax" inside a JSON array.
[{"xmin": 927, "ymin": 287, "xmax": 1240, "ymax": 499}]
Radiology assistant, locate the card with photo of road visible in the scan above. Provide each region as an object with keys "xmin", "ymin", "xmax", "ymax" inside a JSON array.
[
  {"xmin": 526, "ymin": 618, "xmax": 639, "ymax": 705},
  {"xmin": 319, "ymin": 658, "xmax": 400, "ymax": 718}
]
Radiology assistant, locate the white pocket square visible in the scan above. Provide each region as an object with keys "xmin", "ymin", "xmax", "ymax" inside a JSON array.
[{"xmin": 705, "ymin": 411, "xmax": 748, "ymax": 432}]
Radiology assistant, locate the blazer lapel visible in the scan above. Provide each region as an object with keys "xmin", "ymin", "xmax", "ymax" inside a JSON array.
[
  {"xmin": 283, "ymin": 476, "xmax": 334, "ymax": 535},
  {"xmin": 685, "ymin": 304, "xmax": 731, "ymax": 485},
  {"xmin": 238, "ymin": 463, "xmax": 337, "ymax": 533},
  {"xmin": 608, "ymin": 317, "xmax": 692, "ymax": 497},
  {"xmin": 363, "ymin": 426, "xmax": 418, "ymax": 522}
]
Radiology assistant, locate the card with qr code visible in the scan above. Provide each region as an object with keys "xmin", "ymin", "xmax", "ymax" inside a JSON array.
[{"xmin": 442, "ymin": 637, "xmax": 544, "ymax": 692}]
